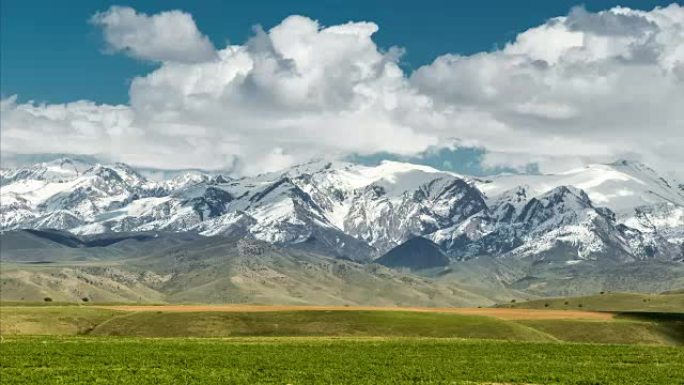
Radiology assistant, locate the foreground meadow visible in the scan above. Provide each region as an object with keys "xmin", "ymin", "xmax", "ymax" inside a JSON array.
[
  {"xmin": 2, "ymin": 336, "xmax": 683, "ymax": 385},
  {"xmin": 1, "ymin": 302, "xmax": 682, "ymax": 384}
]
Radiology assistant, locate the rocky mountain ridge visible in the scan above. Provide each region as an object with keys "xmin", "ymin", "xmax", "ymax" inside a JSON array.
[{"xmin": 2, "ymin": 157, "xmax": 683, "ymax": 264}]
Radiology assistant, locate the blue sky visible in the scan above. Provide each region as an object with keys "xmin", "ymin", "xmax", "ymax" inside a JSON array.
[{"xmin": 1, "ymin": 0, "xmax": 675, "ymax": 104}]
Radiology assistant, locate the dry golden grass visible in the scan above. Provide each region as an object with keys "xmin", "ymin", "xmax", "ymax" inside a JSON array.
[{"xmin": 97, "ymin": 304, "xmax": 615, "ymax": 320}]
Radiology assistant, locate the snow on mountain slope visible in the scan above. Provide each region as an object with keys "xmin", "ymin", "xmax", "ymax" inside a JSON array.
[
  {"xmin": 430, "ymin": 185, "xmax": 661, "ymax": 262},
  {"xmin": 263, "ymin": 160, "xmax": 483, "ymax": 252},
  {"xmin": 476, "ymin": 160, "xmax": 684, "ymax": 250},
  {"xmin": 478, "ymin": 160, "xmax": 684, "ymax": 215},
  {"xmin": 624, "ymin": 203, "xmax": 684, "ymax": 247},
  {"xmin": 1, "ymin": 158, "xmax": 208, "ymax": 232},
  {"xmin": 1, "ymin": 157, "xmax": 682, "ymax": 263},
  {"xmin": 162, "ymin": 173, "xmax": 212, "ymax": 190},
  {"xmin": 504, "ymin": 186, "xmax": 639, "ymax": 261},
  {"xmin": 0, "ymin": 158, "xmax": 90, "ymax": 185}
]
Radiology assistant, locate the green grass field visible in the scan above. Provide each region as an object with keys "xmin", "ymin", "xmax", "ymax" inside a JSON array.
[
  {"xmin": 2, "ymin": 305, "xmax": 683, "ymax": 345},
  {"xmin": 518, "ymin": 319, "xmax": 684, "ymax": 345},
  {"xmin": 2, "ymin": 302, "xmax": 683, "ymax": 384},
  {"xmin": 86, "ymin": 310, "xmax": 556, "ymax": 341},
  {"xmin": 505, "ymin": 292, "xmax": 684, "ymax": 312},
  {"xmin": 2, "ymin": 337, "xmax": 683, "ymax": 385}
]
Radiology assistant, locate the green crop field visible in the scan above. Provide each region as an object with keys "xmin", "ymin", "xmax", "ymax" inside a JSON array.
[{"xmin": 2, "ymin": 337, "xmax": 683, "ymax": 385}]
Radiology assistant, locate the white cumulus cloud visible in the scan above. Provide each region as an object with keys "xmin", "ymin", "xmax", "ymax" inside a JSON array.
[
  {"xmin": 2, "ymin": 5, "xmax": 683, "ymax": 177},
  {"xmin": 411, "ymin": 4, "xmax": 684, "ymax": 175},
  {"xmin": 90, "ymin": 6, "xmax": 217, "ymax": 63}
]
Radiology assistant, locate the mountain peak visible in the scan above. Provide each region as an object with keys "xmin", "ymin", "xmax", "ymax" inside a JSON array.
[
  {"xmin": 609, "ymin": 159, "xmax": 649, "ymax": 169},
  {"xmin": 540, "ymin": 185, "xmax": 591, "ymax": 204},
  {"xmin": 376, "ymin": 237, "xmax": 449, "ymax": 270},
  {"xmin": 1, "ymin": 157, "xmax": 681, "ymax": 264}
]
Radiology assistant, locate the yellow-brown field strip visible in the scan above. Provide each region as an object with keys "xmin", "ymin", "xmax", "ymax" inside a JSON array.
[{"xmin": 96, "ymin": 305, "xmax": 615, "ymax": 320}]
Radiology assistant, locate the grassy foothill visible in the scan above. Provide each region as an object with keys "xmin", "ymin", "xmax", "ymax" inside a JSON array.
[
  {"xmin": 1, "ymin": 305, "xmax": 683, "ymax": 345},
  {"xmin": 505, "ymin": 292, "xmax": 684, "ymax": 312}
]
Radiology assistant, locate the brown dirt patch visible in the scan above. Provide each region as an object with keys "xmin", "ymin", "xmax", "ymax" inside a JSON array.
[{"xmin": 96, "ymin": 305, "xmax": 614, "ymax": 321}]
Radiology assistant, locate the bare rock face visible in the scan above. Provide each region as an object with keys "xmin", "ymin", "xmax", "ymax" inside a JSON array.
[
  {"xmin": 376, "ymin": 237, "xmax": 449, "ymax": 270},
  {"xmin": 237, "ymin": 238, "xmax": 271, "ymax": 256}
]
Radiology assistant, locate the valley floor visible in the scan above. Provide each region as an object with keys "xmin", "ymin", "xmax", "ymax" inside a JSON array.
[{"xmin": 1, "ymin": 302, "xmax": 682, "ymax": 384}]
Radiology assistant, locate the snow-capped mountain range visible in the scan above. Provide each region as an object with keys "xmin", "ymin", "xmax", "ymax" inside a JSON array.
[{"xmin": 2, "ymin": 157, "xmax": 683, "ymax": 263}]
